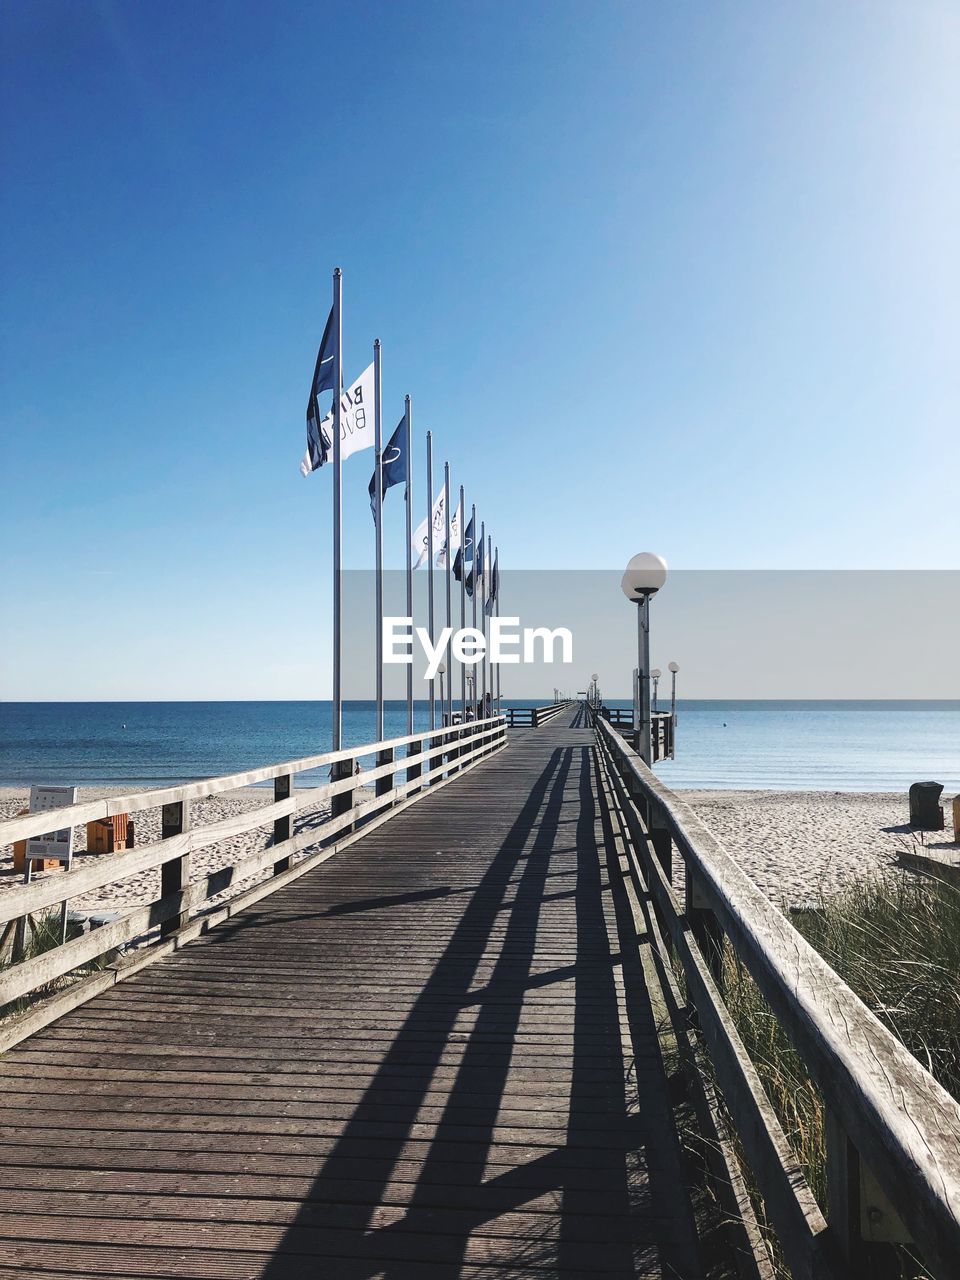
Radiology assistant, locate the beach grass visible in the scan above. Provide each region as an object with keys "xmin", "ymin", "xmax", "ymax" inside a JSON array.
[
  {"xmin": 0, "ymin": 912, "xmax": 114, "ymax": 1019},
  {"xmin": 721, "ymin": 863, "xmax": 960, "ymax": 1275}
]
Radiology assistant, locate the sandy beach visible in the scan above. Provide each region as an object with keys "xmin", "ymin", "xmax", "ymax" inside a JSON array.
[
  {"xmin": 3, "ymin": 782, "xmax": 957, "ymax": 921},
  {"xmin": 684, "ymin": 789, "xmax": 958, "ymax": 907}
]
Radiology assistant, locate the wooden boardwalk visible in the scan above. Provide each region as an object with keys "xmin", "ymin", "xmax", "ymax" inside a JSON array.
[{"xmin": 0, "ymin": 707, "xmax": 702, "ymax": 1279}]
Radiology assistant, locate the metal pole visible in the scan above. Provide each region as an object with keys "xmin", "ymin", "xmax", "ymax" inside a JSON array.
[
  {"xmin": 486, "ymin": 532, "xmax": 492, "ymax": 717},
  {"xmin": 495, "ymin": 544, "xmax": 501, "ymax": 713},
  {"xmin": 671, "ymin": 669, "xmax": 677, "ymax": 721},
  {"xmin": 634, "ymin": 599, "xmax": 642, "ymax": 739},
  {"xmin": 426, "ymin": 431, "xmax": 435, "ymax": 732},
  {"xmin": 443, "ymin": 462, "xmax": 452, "ymax": 728},
  {"xmin": 404, "ymin": 396, "xmax": 413, "ymax": 735},
  {"xmin": 459, "ymin": 484, "xmax": 467, "ymax": 723},
  {"xmin": 332, "ymin": 267, "xmax": 343, "ymax": 752},
  {"xmin": 640, "ymin": 596, "xmax": 652, "ymax": 765},
  {"xmin": 373, "ymin": 339, "xmax": 384, "ymax": 740},
  {"xmin": 470, "ymin": 504, "xmax": 478, "ymax": 717},
  {"xmin": 479, "ymin": 520, "xmax": 487, "ymax": 715}
]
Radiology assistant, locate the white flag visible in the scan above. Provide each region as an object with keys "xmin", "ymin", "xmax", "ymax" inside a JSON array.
[
  {"xmin": 299, "ymin": 363, "xmax": 375, "ymax": 476},
  {"xmin": 412, "ymin": 488, "xmax": 445, "ymax": 569},
  {"xmin": 437, "ymin": 498, "xmax": 462, "ymax": 568}
]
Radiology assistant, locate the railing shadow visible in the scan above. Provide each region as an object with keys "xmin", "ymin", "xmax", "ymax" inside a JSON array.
[
  {"xmin": 252, "ymin": 744, "xmax": 566, "ymax": 1278},
  {"xmin": 250, "ymin": 726, "xmax": 648, "ymax": 1277}
]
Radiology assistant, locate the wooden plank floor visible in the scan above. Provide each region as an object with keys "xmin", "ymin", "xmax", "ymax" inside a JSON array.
[{"xmin": 0, "ymin": 707, "xmax": 700, "ymax": 1279}]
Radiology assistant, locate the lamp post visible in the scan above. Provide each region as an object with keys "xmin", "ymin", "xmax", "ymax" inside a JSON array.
[
  {"xmin": 668, "ymin": 660, "xmax": 679, "ymax": 759},
  {"xmin": 651, "ymin": 668, "xmax": 661, "ymax": 713},
  {"xmin": 668, "ymin": 661, "xmax": 679, "ymax": 721},
  {"xmin": 621, "ymin": 553, "xmax": 668, "ymax": 764},
  {"xmin": 437, "ymin": 662, "xmax": 446, "ymax": 726}
]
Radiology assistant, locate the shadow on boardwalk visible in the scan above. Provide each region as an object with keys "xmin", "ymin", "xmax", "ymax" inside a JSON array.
[
  {"xmin": 251, "ymin": 721, "xmax": 691, "ymax": 1276},
  {"xmin": 0, "ymin": 709, "xmax": 700, "ymax": 1279}
]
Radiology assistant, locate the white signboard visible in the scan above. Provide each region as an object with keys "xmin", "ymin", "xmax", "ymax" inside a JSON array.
[{"xmin": 25, "ymin": 785, "xmax": 78, "ymax": 867}]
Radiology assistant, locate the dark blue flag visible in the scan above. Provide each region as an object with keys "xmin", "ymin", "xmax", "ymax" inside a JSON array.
[
  {"xmin": 301, "ymin": 305, "xmax": 336, "ymax": 475},
  {"xmin": 454, "ymin": 515, "xmax": 475, "ymax": 593},
  {"xmin": 368, "ymin": 416, "xmax": 407, "ymax": 520},
  {"xmin": 485, "ymin": 550, "xmax": 499, "ymax": 615},
  {"xmin": 467, "ymin": 534, "xmax": 484, "ymax": 599}
]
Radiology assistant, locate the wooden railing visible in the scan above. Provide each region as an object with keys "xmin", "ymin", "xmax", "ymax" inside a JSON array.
[
  {"xmin": 0, "ymin": 715, "xmax": 507, "ymax": 1053},
  {"xmin": 600, "ymin": 706, "xmax": 634, "ymax": 725},
  {"xmin": 592, "ymin": 711, "xmax": 960, "ymax": 1279},
  {"xmin": 504, "ymin": 701, "xmax": 571, "ymax": 728},
  {"xmin": 600, "ymin": 705, "xmax": 676, "ymax": 761}
]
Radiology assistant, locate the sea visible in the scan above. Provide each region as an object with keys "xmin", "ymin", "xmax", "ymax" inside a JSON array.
[{"xmin": 0, "ymin": 700, "xmax": 957, "ymax": 793}]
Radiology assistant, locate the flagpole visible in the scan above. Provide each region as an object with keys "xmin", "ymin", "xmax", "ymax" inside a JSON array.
[
  {"xmin": 443, "ymin": 463, "xmax": 452, "ymax": 728},
  {"xmin": 479, "ymin": 519, "xmax": 487, "ymax": 715},
  {"xmin": 332, "ymin": 267, "xmax": 344, "ymax": 754},
  {"xmin": 373, "ymin": 338, "xmax": 384, "ymax": 741},
  {"xmin": 404, "ymin": 396, "xmax": 414, "ymax": 736},
  {"xmin": 495, "ymin": 544, "xmax": 502, "ymax": 713},
  {"xmin": 459, "ymin": 485, "xmax": 467, "ymax": 724},
  {"xmin": 470, "ymin": 503, "xmax": 478, "ymax": 717},
  {"xmin": 426, "ymin": 431, "xmax": 436, "ymax": 733},
  {"xmin": 485, "ymin": 531, "xmax": 492, "ymax": 715}
]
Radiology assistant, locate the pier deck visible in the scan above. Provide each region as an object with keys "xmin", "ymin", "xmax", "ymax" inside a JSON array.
[{"xmin": 0, "ymin": 707, "xmax": 700, "ymax": 1279}]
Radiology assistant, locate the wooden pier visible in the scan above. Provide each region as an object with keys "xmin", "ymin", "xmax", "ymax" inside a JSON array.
[{"xmin": 0, "ymin": 705, "xmax": 958, "ymax": 1278}]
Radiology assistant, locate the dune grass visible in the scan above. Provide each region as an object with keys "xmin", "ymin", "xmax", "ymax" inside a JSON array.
[
  {"xmin": 0, "ymin": 911, "xmax": 111, "ymax": 1019},
  {"xmin": 721, "ymin": 866, "xmax": 960, "ymax": 1275}
]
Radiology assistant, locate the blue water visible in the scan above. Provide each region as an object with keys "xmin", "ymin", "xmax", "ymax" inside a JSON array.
[
  {"xmin": 611, "ymin": 700, "xmax": 959, "ymax": 792},
  {"xmin": 0, "ymin": 701, "xmax": 957, "ymax": 792},
  {"xmin": 0, "ymin": 701, "xmax": 536, "ymax": 790}
]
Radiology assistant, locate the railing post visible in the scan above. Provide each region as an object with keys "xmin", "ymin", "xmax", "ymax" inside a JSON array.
[
  {"xmin": 330, "ymin": 759, "xmax": 354, "ymax": 823},
  {"xmin": 11, "ymin": 911, "xmax": 28, "ymax": 964},
  {"xmin": 622, "ymin": 749, "xmax": 651, "ymax": 828},
  {"xmin": 648, "ymin": 803, "xmax": 672, "ymax": 883},
  {"xmin": 407, "ymin": 739, "xmax": 422, "ymax": 793},
  {"xmin": 685, "ymin": 865, "xmax": 724, "ymax": 989},
  {"xmin": 160, "ymin": 800, "xmax": 191, "ymax": 939},
  {"xmin": 825, "ymin": 1111, "xmax": 868, "ymax": 1275},
  {"xmin": 273, "ymin": 773, "xmax": 292, "ymax": 875},
  {"xmin": 376, "ymin": 746, "xmax": 394, "ymax": 798},
  {"xmin": 825, "ymin": 1111, "xmax": 911, "ymax": 1276}
]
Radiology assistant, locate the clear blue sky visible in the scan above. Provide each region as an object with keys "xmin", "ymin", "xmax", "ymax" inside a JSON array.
[{"xmin": 1, "ymin": 1, "xmax": 957, "ymax": 698}]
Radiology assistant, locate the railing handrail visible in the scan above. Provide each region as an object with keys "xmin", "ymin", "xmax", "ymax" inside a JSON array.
[
  {"xmin": 0, "ymin": 715, "xmax": 509, "ymax": 1052},
  {"xmin": 595, "ymin": 714, "xmax": 960, "ymax": 1274},
  {"xmin": 0, "ymin": 714, "xmax": 506, "ymax": 845},
  {"xmin": 504, "ymin": 701, "xmax": 571, "ymax": 728},
  {"xmin": 0, "ymin": 724, "xmax": 495, "ymax": 927}
]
